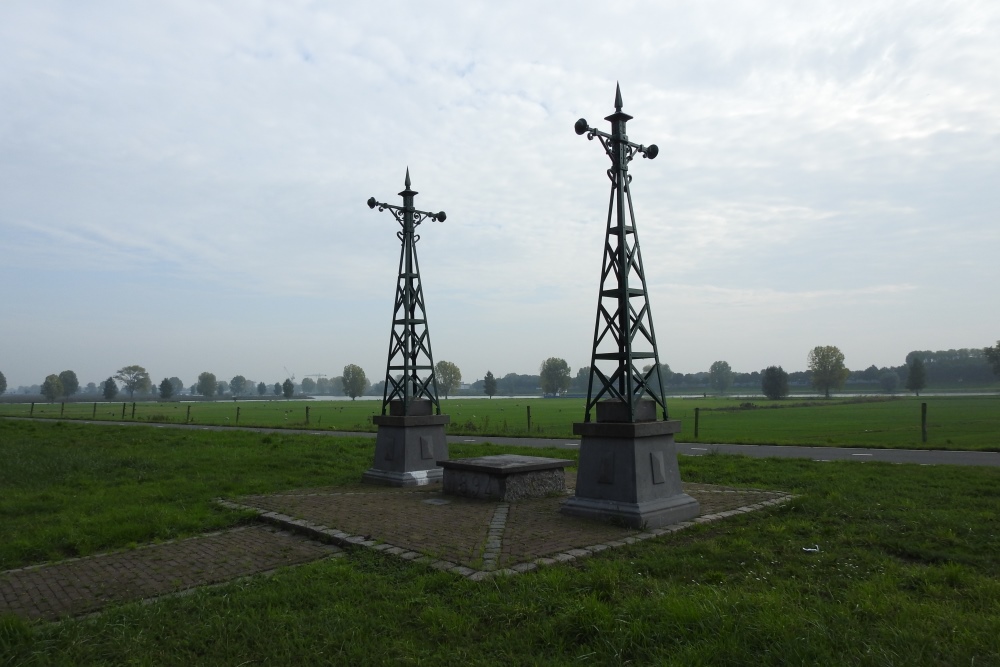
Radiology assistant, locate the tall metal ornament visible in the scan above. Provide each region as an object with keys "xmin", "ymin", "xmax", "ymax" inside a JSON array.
[
  {"xmin": 363, "ymin": 169, "xmax": 451, "ymax": 487},
  {"xmin": 575, "ymin": 84, "xmax": 667, "ymax": 423},
  {"xmin": 562, "ymin": 85, "xmax": 699, "ymax": 529},
  {"xmin": 367, "ymin": 169, "xmax": 447, "ymax": 417}
]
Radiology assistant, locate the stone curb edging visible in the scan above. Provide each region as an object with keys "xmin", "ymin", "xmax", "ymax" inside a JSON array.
[{"xmin": 216, "ymin": 492, "xmax": 794, "ymax": 581}]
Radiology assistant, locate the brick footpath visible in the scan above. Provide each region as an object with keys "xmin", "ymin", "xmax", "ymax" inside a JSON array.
[{"xmin": 0, "ymin": 525, "xmax": 341, "ymax": 622}]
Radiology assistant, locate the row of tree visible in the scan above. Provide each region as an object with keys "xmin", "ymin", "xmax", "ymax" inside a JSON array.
[
  {"xmin": 5, "ymin": 342, "xmax": 1000, "ymax": 401},
  {"xmin": 473, "ymin": 343, "xmax": 1000, "ymax": 400}
]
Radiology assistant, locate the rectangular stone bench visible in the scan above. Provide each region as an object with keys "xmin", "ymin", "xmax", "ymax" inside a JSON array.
[{"xmin": 439, "ymin": 454, "xmax": 573, "ymax": 502}]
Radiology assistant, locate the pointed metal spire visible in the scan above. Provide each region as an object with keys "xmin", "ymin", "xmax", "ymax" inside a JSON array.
[
  {"xmin": 614, "ymin": 82, "xmax": 623, "ymax": 111},
  {"xmin": 404, "ymin": 167, "xmax": 411, "ymax": 189}
]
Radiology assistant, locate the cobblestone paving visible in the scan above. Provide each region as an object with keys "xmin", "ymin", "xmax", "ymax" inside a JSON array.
[{"xmin": 0, "ymin": 526, "xmax": 341, "ymax": 622}]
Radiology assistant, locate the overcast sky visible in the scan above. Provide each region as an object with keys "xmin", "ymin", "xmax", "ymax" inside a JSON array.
[{"xmin": 2, "ymin": 1, "xmax": 998, "ymax": 389}]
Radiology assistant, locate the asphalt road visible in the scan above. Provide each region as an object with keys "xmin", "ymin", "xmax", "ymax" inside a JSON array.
[{"xmin": 7, "ymin": 417, "xmax": 999, "ymax": 467}]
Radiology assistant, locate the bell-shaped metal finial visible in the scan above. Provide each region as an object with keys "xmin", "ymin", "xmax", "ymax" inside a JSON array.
[{"xmin": 614, "ymin": 83, "xmax": 623, "ymax": 111}]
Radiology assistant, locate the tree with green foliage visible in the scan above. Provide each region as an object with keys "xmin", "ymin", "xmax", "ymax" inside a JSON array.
[
  {"xmin": 342, "ymin": 365, "xmax": 367, "ymax": 400},
  {"xmin": 197, "ymin": 372, "xmax": 217, "ymax": 397},
  {"xmin": 0, "ymin": 369, "xmax": 7, "ymax": 395},
  {"xmin": 103, "ymin": 377, "xmax": 118, "ymax": 400},
  {"xmin": 906, "ymin": 356, "xmax": 927, "ymax": 396},
  {"xmin": 538, "ymin": 357, "xmax": 570, "ymax": 395},
  {"xmin": 571, "ymin": 366, "xmax": 591, "ymax": 393},
  {"xmin": 808, "ymin": 345, "xmax": 849, "ymax": 398},
  {"xmin": 40, "ymin": 374, "xmax": 63, "ymax": 401},
  {"xmin": 230, "ymin": 375, "xmax": 247, "ymax": 397},
  {"xmin": 159, "ymin": 378, "xmax": 174, "ymax": 399},
  {"xmin": 483, "ymin": 370, "xmax": 497, "ymax": 398},
  {"xmin": 257, "ymin": 381, "xmax": 267, "ymax": 396},
  {"xmin": 300, "ymin": 377, "xmax": 316, "ymax": 394},
  {"xmin": 115, "ymin": 365, "xmax": 151, "ymax": 399},
  {"xmin": 435, "ymin": 361, "xmax": 461, "ymax": 398},
  {"xmin": 761, "ymin": 365, "xmax": 789, "ymax": 400},
  {"xmin": 58, "ymin": 370, "xmax": 79, "ymax": 397},
  {"xmin": 880, "ymin": 371, "xmax": 900, "ymax": 394},
  {"xmin": 709, "ymin": 361, "xmax": 733, "ymax": 395},
  {"xmin": 169, "ymin": 377, "xmax": 184, "ymax": 396},
  {"xmin": 281, "ymin": 378, "xmax": 295, "ymax": 398},
  {"xmin": 644, "ymin": 363, "xmax": 673, "ymax": 389},
  {"xmin": 216, "ymin": 381, "xmax": 229, "ymax": 397},
  {"xmin": 273, "ymin": 382, "xmax": 282, "ymax": 397},
  {"xmin": 985, "ymin": 341, "xmax": 1000, "ymax": 377}
]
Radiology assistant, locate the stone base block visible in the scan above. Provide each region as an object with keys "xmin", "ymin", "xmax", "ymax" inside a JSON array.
[
  {"xmin": 361, "ymin": 467, "xmax": 443, "ymax": 487},
  {"xmin": 362, "ymin": 414, "xmax": 450, "ymax": 488},
  {"xmin": 440, "ymin": 455, "xmax": 572, "ymax": 501},
  {"xmin": 560, "ymin": 491, "xmax": 700, "ymax": 529},
  {"xmin": 560, "ymin": 419, "xmax": 700, "ymax": 529}
]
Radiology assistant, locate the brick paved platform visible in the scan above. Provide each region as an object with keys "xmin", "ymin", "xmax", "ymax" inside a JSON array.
[
  {"xmin": 0, "ymin": 525, "xmax": 341, "ymax": 622},
  {"xmin": 227, "ymin": 473, "xmax": 791, "ymax": 579},
  {"xmin": 1, "ymin": 475, "xmax": 789, "ymax": 623}
]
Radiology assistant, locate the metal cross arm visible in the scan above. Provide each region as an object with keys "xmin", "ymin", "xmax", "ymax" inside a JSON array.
[
  {"xmin": 574, "ymin": 118, "xmax": 659, "ymax": 161},
  {"xmin": 366, "ymin": 197, "xmax": 446, "ymax": 226}
]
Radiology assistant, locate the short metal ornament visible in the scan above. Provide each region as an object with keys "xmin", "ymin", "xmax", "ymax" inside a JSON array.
[{"xmin": 367, "ymin": 169, "xmax": 446, "ymax": 417}]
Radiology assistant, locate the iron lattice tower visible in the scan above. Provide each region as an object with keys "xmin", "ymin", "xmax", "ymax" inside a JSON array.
[
  {"xmin": 367, "ymin": 169, "xmax": 447, "ymax": 416},
  {"xmin": 575, "ymin": 84, "xmax": 668, "ymax": 423}
]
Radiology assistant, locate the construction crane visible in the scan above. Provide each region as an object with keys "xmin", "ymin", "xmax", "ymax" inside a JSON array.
[
  {"xmin": 304, "ymin": 373, "xmax": 327, "ymax": 379},
  {"xmin": 283, "ymin": 366, "xmax": 296, "ymax": 382}
]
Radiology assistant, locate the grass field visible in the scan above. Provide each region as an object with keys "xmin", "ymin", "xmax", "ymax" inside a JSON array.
[
  {"xmin": 2, "ymin": 418, "xmax": 1000, "ymax": 664},
  {"xmin": 3, "ymin": 393, "xmax": 1000, "ymax": 451}
]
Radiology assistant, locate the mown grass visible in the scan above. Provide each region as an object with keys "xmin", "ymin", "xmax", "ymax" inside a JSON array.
[
  {"xmin": 1, "ymin": 418, "xmax": 1000, "ymax": 664},
  {"xmin": 0, "ymin": 419, "xmax": 368, "ymax": 569},
  {"xmin": 3, "ymin": 394, "xmax": 1000, "ymax": 450}
]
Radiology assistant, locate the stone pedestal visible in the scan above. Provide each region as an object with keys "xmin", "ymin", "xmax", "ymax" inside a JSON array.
[
  {"xmin": 440, "ymin": 455, "xmax": 573, "ymax": 501},
  {"xmin": 561, "ymin": 403, "xmax": 699, "ymax": 528},
  {"xmin": 362, "ymin": 400, "xmax": 450, "ymax": 487}
]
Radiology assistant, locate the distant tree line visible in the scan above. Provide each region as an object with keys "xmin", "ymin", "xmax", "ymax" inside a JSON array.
[{"xmin": 4, "ymin": 342, "xmax": 999, "ymax": 402}]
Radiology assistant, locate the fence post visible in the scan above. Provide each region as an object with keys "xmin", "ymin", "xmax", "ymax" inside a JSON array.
[
  {"xmin": 131, "ymin": 402, "xmax": 136, "ymax": 419},
  {"xmin": 92, "ymin": 402, "xmax": 97, "ymax": 419},
  {"xmin": 236, "ymin": 406, "xmax": 241, "ymax": 425},
  {"xmin": 306, "ymin": 405, "xmax": 310, "ymax": 424},
  {"xmin": 694, "ymin": 408, "xmax": 700, "ymax": 439},
  {"xmin": 30, "ymin": 402, "xmax": 34, "ymax": 417},
  {"xmin": 186, "ymin": 405, "xmax": 191, "ymax": 424},
  {"xmin": 921, "ymin": 402, "xmax": 928, "ymax": 443},
  {"xmin": 121, "ymin": 403, "xmax": 126, "ymax": 419},
  {"xmin": 527, "ymin": 405, "xmax": 532, "ymax": 432},
  {"xmin": 61, "ymin": 402, "xmax": 65, "ymax": 417}
]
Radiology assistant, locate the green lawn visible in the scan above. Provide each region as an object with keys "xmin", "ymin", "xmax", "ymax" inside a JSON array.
[
  {"xmin": 3, "ymin": 394, "xmax": 1000, "ymax": 450},
  {"xmin": 2, "ymin": 418, "xmax": 999, "ymax": 665}
]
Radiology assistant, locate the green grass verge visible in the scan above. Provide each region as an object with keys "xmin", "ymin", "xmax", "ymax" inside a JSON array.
[
  {"xmin": 3, "ymin": 394, "xmax": 1000, "ymax": 450},
  {"xmin": 1, "ymin": 419, "xmax": 1000, "ymax": 664}
]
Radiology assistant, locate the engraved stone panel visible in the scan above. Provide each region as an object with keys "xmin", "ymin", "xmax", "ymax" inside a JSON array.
[
  {"xmin": 650, "ymin": 451, "xmax": 665, "ymax": 485},
  {"xmin": 420, "ymin": 436, "xmax": 434, "ymax": 460}
]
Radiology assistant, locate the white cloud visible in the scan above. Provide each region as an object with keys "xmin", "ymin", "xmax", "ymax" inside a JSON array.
[{"xmin": 1, "ymin": 0, "xmax": 998, "ymax": 387}]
